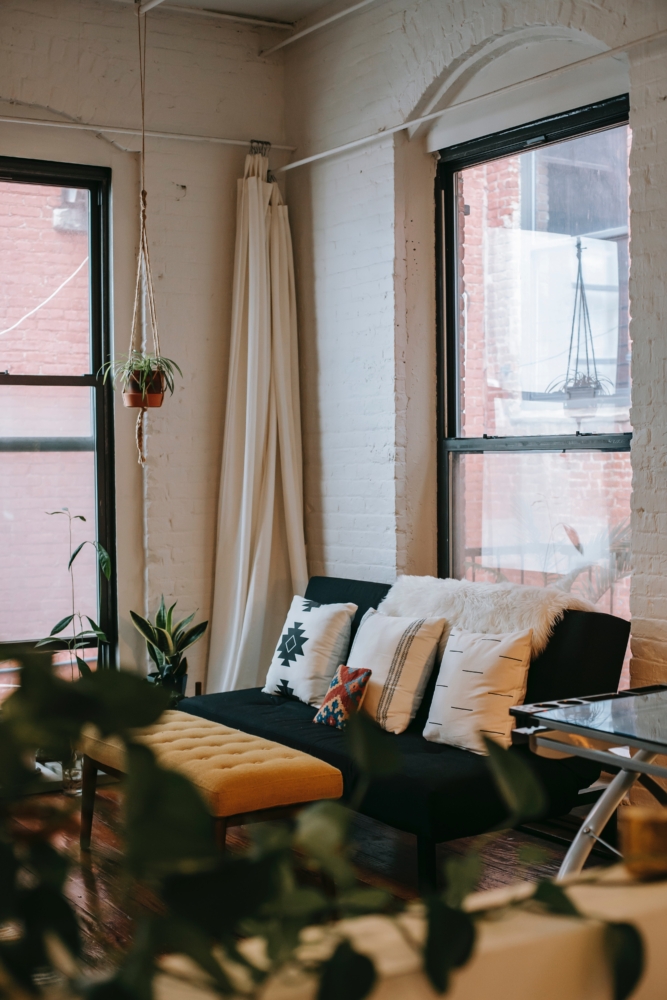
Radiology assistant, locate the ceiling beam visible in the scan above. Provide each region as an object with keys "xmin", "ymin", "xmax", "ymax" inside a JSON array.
[
  {"xmin": 108, "ymin": 0, "xmax": 294, "ymax": 30},
  {"xmin": 260, "ymin": 0, "xmax": 379, "ymax": 56}
]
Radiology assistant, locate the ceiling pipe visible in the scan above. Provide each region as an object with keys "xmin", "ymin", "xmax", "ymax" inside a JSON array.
[
  {"xmin": 260, "ymin": 0, "xmax": 379, "ymax": 56},
  {"xmin": 109, "ymin": 0, "xmax": 293, "ymax": 30}
]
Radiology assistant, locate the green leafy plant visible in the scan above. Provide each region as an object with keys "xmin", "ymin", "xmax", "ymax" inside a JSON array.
[
  {"xmin": 0, "ymin": 657, "xmax": 644, "ymax": 1000},
  {"xmin": 100, "ymin": 350, "xmax": 182, "ymax": 398},
  {"xmin": 130, "ymin": 596, "xmax": 208, "ymax": 695},
  {"xmin": 36, "ymin": 508, "xmax": 111, "ymax": 679}
]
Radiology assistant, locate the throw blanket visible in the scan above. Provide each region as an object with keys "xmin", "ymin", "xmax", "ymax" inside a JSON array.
[{"xmin": 378, "ymin": 575, "xmax": 595, "ymax": 658}]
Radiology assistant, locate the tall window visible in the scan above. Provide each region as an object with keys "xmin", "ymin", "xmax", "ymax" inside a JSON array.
[
  {"xmin": 0, "ymin": 158, "xmax": 115, "ymax": 680},
  {"xmin": 437, "ymin": 97, "xmax": 631, "ymax": 624}
]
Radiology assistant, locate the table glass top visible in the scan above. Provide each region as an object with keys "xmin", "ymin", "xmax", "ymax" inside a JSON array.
[{"xmin": 536, "ymin": 689, "xmax": 667, "ymax": 748}]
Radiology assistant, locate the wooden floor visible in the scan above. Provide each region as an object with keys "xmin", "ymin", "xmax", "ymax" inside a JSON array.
[{"xmin": 25, "ymin": 786, "xmax": 610, "ymax": 974}]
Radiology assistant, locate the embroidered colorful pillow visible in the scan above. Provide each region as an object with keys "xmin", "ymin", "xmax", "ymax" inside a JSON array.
[{"xmin": 313, "ymin": 664, "xmax": 372, "ymax": 730}]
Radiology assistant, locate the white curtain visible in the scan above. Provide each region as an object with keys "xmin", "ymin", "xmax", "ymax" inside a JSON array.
[{"xmin": 206, "ymin": 154, "xmax": 308, "ymax": 693}]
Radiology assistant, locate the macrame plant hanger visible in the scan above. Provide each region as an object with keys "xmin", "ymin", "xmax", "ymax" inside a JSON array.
[{"xmin": 130, "ymin": 3, "xmax": 161, "ymax": 465}]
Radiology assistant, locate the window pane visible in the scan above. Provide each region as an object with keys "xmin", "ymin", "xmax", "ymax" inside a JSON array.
[
  {"xmin": 0, "ymin": 451, "xmax": 97, "ymax": 641},
  {"xmin": 0, "ymin": 384, "xmax": 93, "ymax": 438},
  {"xmin": 456, "ymin": 124, "xmax": 630, "ymax": 437},
  {"xmin": 452, "ymin": 450, "xmax": 631, "ymax": 622},
  {"xmin": 0, "ymin": 183, "xmax": 90, "ymax": 375}
]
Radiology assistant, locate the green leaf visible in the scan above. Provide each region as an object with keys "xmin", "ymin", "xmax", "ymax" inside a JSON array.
[
  {"xmin": 73, "ymin": 515, "xmax": 86, "ymax": 521},
  {"xmin": 483, "ymin": 737, "xmax": 547, "ymax": 825},
  {"xmin": 175, "ymin": 621, "xmax": 208, "ymax": 653},
  {"xmin": 337, "ymin": 886, "xmax": 392, "ymax": 914},
  {"xmin": 68, "ymin": 541, "xmax": 86, "ymax": 570},
  {"xmin": 317, "ymin": 940, "xmax": 376, "ymax": 1000},
  {"xmin": 84, "ymin": 617, "xmax": 108, "ymax": 643},
  {"xmin": 130, "ymin": 610, "xmax": 158, "ymax": 647},
  {"xmin": 124, "ymin": 743, "xmax": 217, "ymax": 878},
  {"xmin": 49, "ymin": 614, "xmax": 75, "ymax": 636},
  {"xmin": 443, "ymin": 852, "xmax": 482, "ymax": 910},
  {"xmin": 517, "ymin": 844, "xmax": 550, "ymax": 867},
  {"xmin": 27, "ymin": 841, "xmax": 69, "ymax": 891},
  {"xmin": 166, "ymin": 602, "xmax": 177, "ymax": 633},
  {"xmin": 604, "ymin": 922, "xmax": 644, "ymax": 1000},
  {"xmin": 172, "ymin": 612, "xmax": 195, "ymax": 641},
  {"xmin": 533, "ymin": 880, "xmax": 580, "ymax": 916},
  {"xmin": 76, "ymin": 655, "xmax": 92, "ymax": 677},
  {"xmin": 344, "ymin": 711, "xmax": 400, "ymax": 779},
  {"xmin": 95, "ymin": 542, "xmax": 111, "ymax": 581},
  {"xmin": 424, "ymin": 897, "xmax": 476, "ymax": 994},
  {"xmin": 155, "ymin": 595, "xmax": 167, "ymax": 631},
  {"xmin": 153, "ymin": 627, "xmax": 176, "ymax": 656}
]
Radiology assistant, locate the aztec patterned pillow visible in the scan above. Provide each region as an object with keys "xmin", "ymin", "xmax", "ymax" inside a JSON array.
[
  {"xmin": 263, "ymin": 596, "xmax": 357, "ymax": 707},
  {"xmin": 347, "ymin": 609, "xmax": 447, "ymax": 734},
  {"xmin": 313, "ymin": 664, "xmax": 372, "ymax": 730},
  {"xmin": 423, "ymin": 627, "xmax": 533, "ymax": 754}
]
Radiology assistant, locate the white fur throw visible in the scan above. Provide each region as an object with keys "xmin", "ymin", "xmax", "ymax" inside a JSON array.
[{"xmin": 378, "ymin": 576, "xmax": 595, "ymax": 658}]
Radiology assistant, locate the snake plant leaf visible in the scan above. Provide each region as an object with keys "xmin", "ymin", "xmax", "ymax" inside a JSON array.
[
  {"xmin": 172, "ymin": 612, "xmax": 196, "ymax": 642},
  {"xmin": 153, "ymin": 627, "xmax": 176, "ymax": 655},
  {"xmin": 155, "ymin": 595, "xmax": 167, "ymax": 631},
  {"xmin": 176, "ymin": 621, "xmax": 209, "ymax": 653},
  {"xmin": 94, "ymin": 542, "xmax": 111, "ymax": 581},
  {"xmin": 130, "ymin": 611, "xmax": 158, "ymax": 647},
  {"xmin": 48, "ymin": 614, "xmax": 75, "ymax": 636},
  {"xmin": 166, "ymin": 602, "xmax": 177, "ymax": 633},
  {"xmin": 146, "ymin": 642, "xmax": 163, "ymax": 668}
]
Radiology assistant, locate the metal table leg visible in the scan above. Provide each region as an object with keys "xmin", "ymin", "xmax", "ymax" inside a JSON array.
[{"xmin": 556, "ymin": 749, "xmax": 656, "ymax": 880}]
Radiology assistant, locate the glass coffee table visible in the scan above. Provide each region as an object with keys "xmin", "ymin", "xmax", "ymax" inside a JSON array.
[{"xmin": 511, "ymin": 685, "xmax": 667, "ymax": 880}]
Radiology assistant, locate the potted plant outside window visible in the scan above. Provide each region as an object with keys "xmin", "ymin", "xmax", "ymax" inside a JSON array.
[{"xmin": 130, "ymin": 595, "xmax": 208, "ymax": 703}]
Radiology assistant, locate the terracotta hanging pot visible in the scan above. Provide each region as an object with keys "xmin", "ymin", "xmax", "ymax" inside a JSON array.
[{"xmin": 122, "ymin": 370, "xmax": 165, "ymax": 408}]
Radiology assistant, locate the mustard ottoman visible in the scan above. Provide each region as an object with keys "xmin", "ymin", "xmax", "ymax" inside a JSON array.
[{"xmin": 79, "ymin": 709, "xmax": 343, "ymax": 850}]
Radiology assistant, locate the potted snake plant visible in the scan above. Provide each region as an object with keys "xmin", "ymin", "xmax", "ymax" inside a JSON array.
[
  {"xmin": 101, "ymin": 350, "xmax": 182, "ymax": 408},
  {"xmin": 130, "ymin": 596, "xmax": 208, "ymax": 703}
]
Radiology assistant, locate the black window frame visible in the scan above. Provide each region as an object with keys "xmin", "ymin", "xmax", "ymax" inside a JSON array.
[
  {"xmin": 436, "ymin": 95, "xmax": 632, "ymax": 578},
  {"xmin": 0, "ymin": 156, "xmax": 116, "ymax": 665}
]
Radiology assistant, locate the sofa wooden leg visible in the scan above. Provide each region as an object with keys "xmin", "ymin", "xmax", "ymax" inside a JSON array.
[
  {"xmin": 214, "ymin": 818, "xmax": 227, "ymax": 852},
  {"xmin": 80, "ymin": 755, "xmax": 98, "ymax": 851},
  {"xmin": 417, "ymin": 835, "xmax": 437, "ymax": 894}
]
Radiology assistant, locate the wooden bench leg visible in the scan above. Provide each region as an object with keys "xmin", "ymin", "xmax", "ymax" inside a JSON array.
[
  {"xmin": 417, "ymin": 835, "xmax": 437, "ymax": 894},
  {"xmin": 214, "ymin": 817, "xmax": 227, "ymax": 852},
  {"xmin": 80, "ymin": 755, "xmax": 98, "ymax": 851}
]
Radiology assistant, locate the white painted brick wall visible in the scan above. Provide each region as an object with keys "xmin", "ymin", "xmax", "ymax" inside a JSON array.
[
  {"xmin": 0, "ymin": 0, "xmax": 286, "ymax": 688},
  {"xmin": 285, "ymin": 0, "xmax": 667, "ymax": 684}
]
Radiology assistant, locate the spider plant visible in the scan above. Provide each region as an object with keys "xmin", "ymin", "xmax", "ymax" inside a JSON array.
[
  {"xmin": 100, "ymin": 350, "xmax": 182, "ymax": 397},
  {"xmin": 130, "ymin": 596, "xmax": 208, "ymax": 695}
]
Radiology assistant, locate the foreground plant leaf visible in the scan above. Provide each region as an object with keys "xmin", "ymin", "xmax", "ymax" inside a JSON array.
[
  {"xmin": 442, "ymin": 852, "xmax": 482, "ymax": 910},
  {"xmin": 533, "ymin": 880, "xmax": 580, "ymax": 916},
  {"xmin": 424, "ymin": 897, "xmax": 476, "ymax": 994},
  {"xmin": 482, "ymin": 737, "xmax": 547, "ymax": 825},
  {"xmin": 317, "ymin": 940, "xmax": 376, "ymax": 1000},
  {"xmin": 604, "ymin": 922, "xmax": 644, "ymax": 1000}
]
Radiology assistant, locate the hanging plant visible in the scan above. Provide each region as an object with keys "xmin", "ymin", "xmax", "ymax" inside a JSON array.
[{"xmin": 99, "ymin": 7, "xmax": 181, "ymax": 463}]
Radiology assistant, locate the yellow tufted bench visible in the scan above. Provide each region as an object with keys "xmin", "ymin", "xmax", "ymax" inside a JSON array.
[{"xmin": 79, "ymin": 710, "xmax": 343, "ymax": 850}]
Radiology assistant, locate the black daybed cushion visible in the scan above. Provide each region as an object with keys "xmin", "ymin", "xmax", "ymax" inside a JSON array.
[{"xmin": 182, "ymin": 687, "xmax": 599, "ymax": 842}]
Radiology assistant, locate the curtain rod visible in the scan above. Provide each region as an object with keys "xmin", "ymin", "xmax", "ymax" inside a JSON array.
[
  {"xmin": 260, "ymin": 0, "xmax": 381, "ymax": 57},
  {"xmin": 0, "ymin": 112, "xmax": 295, "ymax": 151},
  {"xmin": 278, "ymin": 25, "xmax": 667, "ymax": 172}
]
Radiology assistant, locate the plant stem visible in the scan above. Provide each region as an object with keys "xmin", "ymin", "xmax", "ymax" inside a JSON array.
[{"xmin": 69, "ymin": 510, "xmax": 76, "ymax": 682}]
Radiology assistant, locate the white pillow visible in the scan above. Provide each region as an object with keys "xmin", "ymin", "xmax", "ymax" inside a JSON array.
[
  {"xmin": 263, "ymin": 596, "xmax": 357, "ymax": 707},
  {"xmin": 423, "ymin": 627, "xmax": 533, "ymax": 754},
  {"xmin": 347, "ymin": 609, "xmax": 447, "ymax": 734}
]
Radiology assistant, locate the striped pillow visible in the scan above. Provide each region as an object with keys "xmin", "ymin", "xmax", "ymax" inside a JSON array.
[
  {"xmin": 347, "ymin": 609, "xmax": 447, "ymax": 734},
  {"xmin": 423, "ymin": 627, "xmax": 533, "ymax": 754}
]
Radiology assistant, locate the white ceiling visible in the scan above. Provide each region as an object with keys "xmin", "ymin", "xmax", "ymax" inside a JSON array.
[{"xmin": 165, "ymin": 0, "xmax": 332, "ymax": 22}]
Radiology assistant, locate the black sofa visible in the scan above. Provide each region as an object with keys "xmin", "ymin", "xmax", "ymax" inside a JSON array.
[{"xmin": 183, "ymin": 576, "xmax": 631, "ymax": 887}]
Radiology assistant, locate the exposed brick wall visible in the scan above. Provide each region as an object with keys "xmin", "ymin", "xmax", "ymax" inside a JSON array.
[
  {"xmin": 0, "ymin": 0, "xmax": 286, "ymax": 686},
  {"xmin": 286, "ymin": 0, "xmax": 667, "ymax": 687}
]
